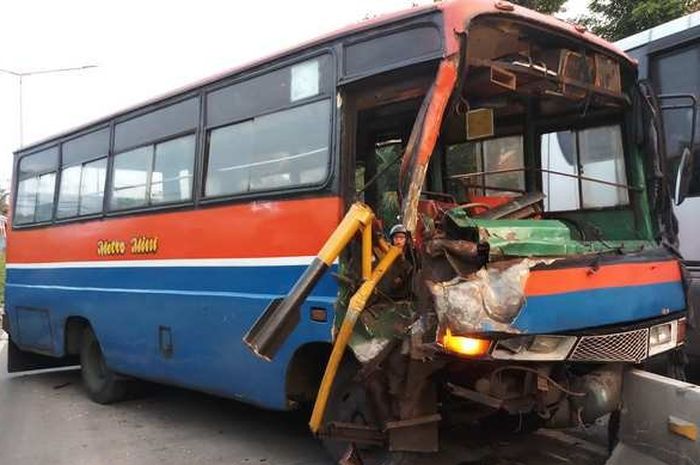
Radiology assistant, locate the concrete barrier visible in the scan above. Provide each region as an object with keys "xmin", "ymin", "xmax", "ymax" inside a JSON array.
[{"xmin": 607, "ymin": 369, "xmax": 700, "ymax": 465}]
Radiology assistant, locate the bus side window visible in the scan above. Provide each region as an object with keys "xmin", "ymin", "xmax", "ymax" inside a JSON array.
[
  {"xmin": 15, "ymin": 147, "xmax": 58, "ymax": 225},
  {"xmin": 110, "ymin": 134, "xmax": 195, "ymax": 211},
  {"xmin": 204, "ymin": 99, "xmax": 331, "ymax": 198}
]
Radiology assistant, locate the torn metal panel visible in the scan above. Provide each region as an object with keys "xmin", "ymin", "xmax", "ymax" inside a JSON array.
[
  {"xmin": 350, "ymin": 337, "xmax": 393, "ymax": 364},
  {"xmin": 430, "ymin": 259, "xmax": 548, "ymax": 333},
  {"xmin": 399, "ymin": 58, "xmax": 459, "ymax": 233},
  {"xmin": 348, "ymin": 301, "xmax": 416, "ymax": 363},
  {"xmin": 445, "ymin": 207, "xmax": 656, "ymax": 258}
]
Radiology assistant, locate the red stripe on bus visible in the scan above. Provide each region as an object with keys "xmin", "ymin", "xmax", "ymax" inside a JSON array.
[
  {"xmin": 525, "ymin": 260, "xmax": 682, "ymax": 296},
  {"xmin": 7, "ymin": 196, "xmax": 343, "ymax": 264}
]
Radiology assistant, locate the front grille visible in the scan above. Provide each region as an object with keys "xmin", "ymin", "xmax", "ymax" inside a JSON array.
[{"xmin": 568, "ymin": 328, "xmax": 649, "ymax": 362}]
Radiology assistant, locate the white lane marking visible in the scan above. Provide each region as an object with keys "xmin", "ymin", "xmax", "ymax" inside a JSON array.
[{"xmin": 6, "ymin": 256, "xmax": 320, "ymax": 270}]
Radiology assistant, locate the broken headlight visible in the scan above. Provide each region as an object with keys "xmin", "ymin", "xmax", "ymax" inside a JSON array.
[{"xmin": 491, "ymin": 335, "xmax": 577, "ymax": 361}]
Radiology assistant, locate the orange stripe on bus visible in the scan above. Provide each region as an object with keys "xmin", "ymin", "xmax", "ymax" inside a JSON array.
[
  {"xmin": 7, "ymin": 196, "xmax": 343, "ymax": 264},
  {"xmin": 525, "ymin": 260, "xmax": 682, "ymax": 296}
]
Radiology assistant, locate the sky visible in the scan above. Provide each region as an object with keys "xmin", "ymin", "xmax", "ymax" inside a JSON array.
[{"xmin": 0, "ymin": 0, "xmax": 589, "ymax": 190}]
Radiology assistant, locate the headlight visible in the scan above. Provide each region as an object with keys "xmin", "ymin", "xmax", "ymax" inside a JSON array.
[
  {"xmin": 491, "ymin": 335, "xmax": 577, "ymax": 361},
  {"xmin": 529, "ymin": 335, "xmax": 567, "ymax": 353},
  {"xmin": 648, "ymin": 320, "xmax": 682, "ymax": 357},
  {"xmin": 649, "ymin": 324, "xmax": 671, "ymax": 346}
]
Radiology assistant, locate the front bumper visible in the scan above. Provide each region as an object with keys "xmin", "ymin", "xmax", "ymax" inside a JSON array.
[{"xmin": 445, "ymin": 316, "xmax": 687, "ymax": 363}]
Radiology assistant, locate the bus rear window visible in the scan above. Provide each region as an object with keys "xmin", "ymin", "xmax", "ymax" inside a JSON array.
[{"xmin": 15, "ymin": 147, "xmax": 58, "ymax": 225}]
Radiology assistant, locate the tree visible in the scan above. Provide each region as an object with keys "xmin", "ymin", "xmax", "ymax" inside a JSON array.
[
  {"xmin": 0, "ymin": 188, "xmax": 8, "ymax": 216},
  {"xmin": 511, "ymin": 0, "xmax": 567, "ymax": 15},
  {"xmin": 581, "ymin": 0, "xmax": 700, "ymax": 41}
]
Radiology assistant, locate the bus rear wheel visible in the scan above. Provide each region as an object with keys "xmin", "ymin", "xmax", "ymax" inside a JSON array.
[{"xmin": 80, "ymin": 328, "xmax": 127, "ymax": 404}]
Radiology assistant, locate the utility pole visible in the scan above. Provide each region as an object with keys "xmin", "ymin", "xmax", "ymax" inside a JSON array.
[{"xmin": 0, "ymin": 64, "xmax": 97, "ymax": 147}]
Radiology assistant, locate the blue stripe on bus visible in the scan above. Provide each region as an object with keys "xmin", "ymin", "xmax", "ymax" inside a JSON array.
[
  {"xmin": 5, "ymin": 266, "xmax": 686, "ymax": 409},
  {"xmin": 513, "ymin": 280, "xmax": 686, "ymax": 333},
  {"xmin": 6, "ymin": 264, "xmax": 339, "ymax": 297},
  {"xmin": 6, "ymin": 268, "xmax": 336, "ymax": 410}
]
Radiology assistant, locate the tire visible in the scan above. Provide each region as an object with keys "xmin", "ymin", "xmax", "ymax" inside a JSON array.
[
  {"xmin": 321, "ymin": 359, "xmax": 417, "ymax": 465},
  {"xmin": 80, "ymin": 327, "xmax": 127, "ymax": 404}
]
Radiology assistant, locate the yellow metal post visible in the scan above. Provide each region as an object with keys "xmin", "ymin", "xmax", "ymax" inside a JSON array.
[
  {"xmin": 362, "ymin": 221, "xmax": 372, "ymax": 280},
  {"xmin": 244, "ymin": 202, "xmax": 375, "ymax": 360},
  {"xmin": 317, "ymin": 203, "xmax": 374, "ymax": 266},
  {"xmin": 309, "ymin": 245, "xmax": 402, "ymax": 433}
]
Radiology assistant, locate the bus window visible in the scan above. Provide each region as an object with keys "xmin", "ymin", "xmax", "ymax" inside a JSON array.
[
  {"xmin": 205, "ymin": 99, "xmax": 330, "ymax": 197},
  {"xmin": 150, "ymin": 136, "xmax": 196, "ymax": 204},
  {"xmin": 651, "ymin": 42, "xmax": 700, "ymax": 196},
  {"xmin": 541, "ymin": 125, "xmax": 628, "ymax": 211},
  {"xmin": 57, "ymin": 158, "xmax": 108, "ymax": 217},
  {"xmin": 79, "ymin": 159, "xmax": 108, "ymax": 215},
  {"xmin": 445, "ymin": 135, "xmax": 524, "ymax": 202},
  {"xmin": 57, "ymin": 127, "xmax": 110, "ymax": 218},
  {"xmin": 15, "ymin": 147, "xmax": 58, "ymax": 225},
  {"xmin": 110, "ymin": 134, "xmax": 195, "ymax": 210}
]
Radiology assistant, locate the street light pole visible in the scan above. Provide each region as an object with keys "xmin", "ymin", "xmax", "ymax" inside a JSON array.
[
  {"xmin": 18, "ymin": 74, "xmax": 23, "ymax": 147},
  {"xmin": 0, "ymin": 64, "xmax": 97, "ymax": 147}
]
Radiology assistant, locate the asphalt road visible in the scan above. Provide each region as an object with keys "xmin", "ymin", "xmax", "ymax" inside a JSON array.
[{"xmin": 0, "ymin": 335, "xmax": 609, "ymax": 465}]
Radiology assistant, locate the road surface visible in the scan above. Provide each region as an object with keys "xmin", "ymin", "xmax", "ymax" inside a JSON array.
[{"xmin": 0, "ymin": 334, "xmax": 609, "ymax": 465}]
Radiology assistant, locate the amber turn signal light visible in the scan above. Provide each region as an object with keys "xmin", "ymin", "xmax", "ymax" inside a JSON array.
[
  {"xmin": 678, "ymin": 317, "xmax": 687, "ymax": 345},
  {"xmin": 442, "ymin": 329, "xmax": 491, "ymax": 357}
]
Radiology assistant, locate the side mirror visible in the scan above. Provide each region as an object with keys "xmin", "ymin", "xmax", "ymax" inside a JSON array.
[{"xmin": 674, "ymin": 147, "xmax": 693, "ymax": 206}]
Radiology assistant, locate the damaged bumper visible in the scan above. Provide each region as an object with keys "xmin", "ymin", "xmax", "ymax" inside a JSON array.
[{"xmin": 471, "ymin": 317, "xmax": 687, "ymax": 362}]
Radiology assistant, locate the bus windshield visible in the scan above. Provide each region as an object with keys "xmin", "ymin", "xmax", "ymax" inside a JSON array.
[{"xmin": 416, "ymin": 16, "xmax": 651, "ymax": 251}]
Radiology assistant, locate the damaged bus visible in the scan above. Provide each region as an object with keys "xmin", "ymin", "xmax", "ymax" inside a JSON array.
[{"xmin": 3, "ymin": 0, "xmax": 694, "ymax": 463}]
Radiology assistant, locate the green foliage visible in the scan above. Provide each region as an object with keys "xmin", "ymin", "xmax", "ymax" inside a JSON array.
[
  {"xmin": 581, "ymin": 0, "xmax": 700, "ymax": 41},
  {"xmin": 510, "ymin": 0, "xmax": 567, "ymax": 15},
  {"xmin": 0, "ymin": 188, "xmax": 7, "ymax": 216}
]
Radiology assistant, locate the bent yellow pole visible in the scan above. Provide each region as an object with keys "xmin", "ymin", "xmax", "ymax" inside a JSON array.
[
  {"xmin": 244, "ymin": 203, "xmax": 374, "ymax": 360},
  {"xmin": 309, "ymin": 245, "xmax": 402, "ymax": 433}
]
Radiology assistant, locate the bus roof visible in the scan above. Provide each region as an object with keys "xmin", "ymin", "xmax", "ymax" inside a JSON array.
[
  {"xmin": 16, "ymin": 0, "xmax": 633, "ymax": 155},
  {"xmin": 617, "ymin": 11, "xmax": 700, "ymax": 51}
]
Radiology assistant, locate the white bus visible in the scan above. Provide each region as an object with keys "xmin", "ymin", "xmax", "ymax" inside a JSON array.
[{"xmin": 618, "ymin": 12, "xmax": 700, "ymax": 369}]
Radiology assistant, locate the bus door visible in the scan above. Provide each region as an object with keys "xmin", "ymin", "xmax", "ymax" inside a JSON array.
[{"xmin": 340, "ymin": 69, "xmax": 435, "ymax": 229}]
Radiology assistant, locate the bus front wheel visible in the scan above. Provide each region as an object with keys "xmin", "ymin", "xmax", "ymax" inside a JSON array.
[
  {"xmin": 80, "ymin": 328, "xmax": 127, "ymax": 404},
  {"xmin": 321, "ymin": 359, "xmax": 418, "ymax": 465}
]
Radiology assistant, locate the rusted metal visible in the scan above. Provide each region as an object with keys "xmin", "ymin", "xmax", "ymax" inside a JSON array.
[
  {"xmin": 424, "ymin": 238, "xmax": 480, "ymax": 259},
  {"xmin": 399, "ymin": 58, "xmax": 459, "ymax": 233},
  {"xmin": 447, "ymin": 382, "xmax": 504, "ymax": 409},
  {"xmin": 475, "ymin": 192, "xmax": 545, "ymax": 220},
  {"xmin": 386, "ymin": 414, "xmax": 441, "ymax": 452},
  {"xmin": 323, "ymin": 422, "xmax": 385, "ymax": 446},
  {"xmin": 310, "ymin": 246, "xmax": 403, "ymax": 433}
]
